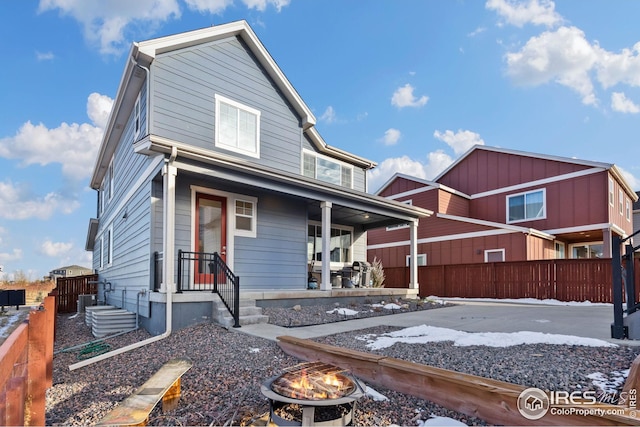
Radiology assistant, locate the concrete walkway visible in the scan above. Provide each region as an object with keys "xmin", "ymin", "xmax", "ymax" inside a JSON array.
[{"xmin": 238, "ymin": 299, "xmax": 640, "ymax": 346}]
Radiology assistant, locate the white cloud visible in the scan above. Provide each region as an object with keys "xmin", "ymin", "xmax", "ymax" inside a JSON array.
[
  {"xmin": 0, "ymin": 249, "xmax": 23, "ymax": 264},
  {"xmin": 381, "ymin": 128, "xmax": 401, "ymax": 146},
  {"xmin": 40, "ymin": 240, "xmax": 74, "ymax": 257},
  {"xmin": 611, "ymin": 92, "xmax": 640, "ymax": 114},
  {"xmin": 38, "ymin": 0, "xmax": 182, "ymax": 55},
  {"xmin": 468, "ymin": 27, "xmax": 487, "ymax": 37},
  {"xmin": 87, "ymin": 92, "xmax": 114, "ymax": 128},
  {"xmin": 486, "ymin": 0, "xmax": 563, "ymax": 28},
  {"xmin": 36, "ymin": 51, "xmax": 55, "ymax": 61},
  {"xmin": 39, "ymin": 0, "xmax": 290, "ymax": 56},
  {"xmin": 0, "ymin": 93, "xmax": 112, "ymax": 181},
  {"xmin": 241, "ymin": 0, "xmax": 290, "ymax": 12},
  {"xmin": 617, "ymin": 166, "xmax": 640, "ymax": 191},
  {"xmin": 433, "ymin": 129, "xmax": 485, "ymax": 156},
  {"xmin": 595, "ymin": 42, "xmax": 640, "ymax": 89},
  {"xmin": 320, "ymin": 106, "xmax": 337, "ymax": 124},
  {"xmin": 183, "ymin": 0, "xmax": 235, "ymax": 13},
  {"xmin": 367, "ymin": 151, "xmax": 454, "ymax": 194},
  {"xmin": 505, "ymin": 26, "xmax": 599, "ymax": 105},
  {"xmin": 391, "ymin": 84, "xmax": 429, "ymax": 108},
  {"xmin": 0, "ymin": 180, "xmax": 80, "ymax": 220}
]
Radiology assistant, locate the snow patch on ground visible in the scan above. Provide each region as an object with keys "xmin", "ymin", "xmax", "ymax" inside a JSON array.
[
  {"xmin": 326, "ymin": 308, "xmax": 359, "ymax": 316},
  {"xmin": 418, "ymin": 415, "xmax": 467, "ymax": 426},
  {"xmin": 427, "ymin": 296, "xmax": 612, "ymax": 307},
  {"xmin": 588, "ymin": 369, "xmax": 630, "ymax": 393},
  {"xmin": 358, "ymin": 325, "xmax": 617, "ymax": 349},
  {"xmin": 365, "ymin": 385, "xmax": 388, "ymax": 401}
]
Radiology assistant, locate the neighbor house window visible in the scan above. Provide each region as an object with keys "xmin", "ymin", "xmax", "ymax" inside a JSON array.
[
  {"xmin": 302, "ymin": 150, "xmax": 353, "ymax": 189},
  {"xmin": 609, "ymin": 178, "xmax": 615, "ymax": 206},
  {"xmin": 570, "ymin": 242, "xmax": 603, "ymax": 259},
  {"xmin": 485, "ymin": 249, "xmax": 505, "ymax": 262},
  {"xmin": 215, "ymin": 94, "xmax": 260, "ymax": 158},
  {"xmin": 234, "ymin": 198, "xmax": 257, "ymax": 238},
  {"xmin": 626, "ymin": 199, "xmax": 631, "ymax": 221},
  {"xmin": 619, "ymin": 190, "xmax": 624, "ymax": 215},
  {"xmin": 134, "ymin": 93, "xmax": 141, "ymax": 139},
  {"xmin": 307, "ymin": 223, "xmax": 352, "ymax": 263},
  {"xmin": 507, "ymin": 189, "xmax": 545, "ymax": 223},
  {"xmin": 406, "ymin": 254, "xmax": 427, "ymax": 266},
  {"xmin": 555, "ymin": 242, "xmax": 565, "ymax": 259}
]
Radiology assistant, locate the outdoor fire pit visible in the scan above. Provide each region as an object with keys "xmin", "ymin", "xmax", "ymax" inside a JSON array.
[{"xmin": 261, "ymin": 361, "xmax": 365, "ymax": 426}]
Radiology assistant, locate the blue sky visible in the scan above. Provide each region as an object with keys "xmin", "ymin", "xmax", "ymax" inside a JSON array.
[{"xmin": 1, "ymin": 0, "xmax": 640, "ymax": 280}]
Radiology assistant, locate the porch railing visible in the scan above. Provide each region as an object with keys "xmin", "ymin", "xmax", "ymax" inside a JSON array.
[{"xmin": 177, "ymin": 250, "xmax": 240, "ymax": 328}]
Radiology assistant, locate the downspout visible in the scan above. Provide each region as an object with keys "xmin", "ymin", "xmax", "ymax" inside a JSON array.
[{"xmin": 69, "ymin": 148, "xmax": 178, "ymax": 371}]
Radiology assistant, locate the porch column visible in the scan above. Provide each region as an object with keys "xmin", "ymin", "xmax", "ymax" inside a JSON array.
[
  {"xmin": 320, "ymin": 201, "xmax": 332, "ymax": 291},
  {"xmin": 602, "ymin": 227, "xmax": 612, "ymax": 258},
  {"xmin": 162, "ymin": 161, "xmax": 177, "ymax": 293},
  {"xmin": 409, "ymin": 219, "xmax": 419, "ymax": 290}
]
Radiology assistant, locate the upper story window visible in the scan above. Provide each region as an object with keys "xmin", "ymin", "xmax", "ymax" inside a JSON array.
[
  {"xmin": 609, "ymin": 178, "xmax": 615, "ymax": 206},
  {"xmin": 619, "ymin": 190, "xmax": 624, "ymax": 215},
  {"xmin": 626, "ymin": 198, "xmax": 631, "ymax": 221},
  {"xmin": 215, "ymin": 94, "xmax": 260, "ymax": 158},
  {"xmin": 108, "ymin": 158, "xmax": 114, "ymax": 201},
  {"xmin": 507, "ymin": 188, "xmax": 546, "ymax": 223},
  {"xmin": 303, "ymin": 150, "xmax": 353, "ymax": 189}
]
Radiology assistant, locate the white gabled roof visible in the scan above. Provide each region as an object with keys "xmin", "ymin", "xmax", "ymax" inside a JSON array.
[{"xmin": 91, "ymin": 20, "xmax": 375, "ymax": 188}]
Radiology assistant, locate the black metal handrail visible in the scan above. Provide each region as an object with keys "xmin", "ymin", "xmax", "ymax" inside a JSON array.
[{"xmin": 177, "ymin": 250, "xmax": 240, "ymax": 328}]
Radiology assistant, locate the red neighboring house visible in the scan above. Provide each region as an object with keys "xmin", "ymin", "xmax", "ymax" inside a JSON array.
[{"xmin": 368, "ymin": 145, "xmax": 637, "ymax": 268}]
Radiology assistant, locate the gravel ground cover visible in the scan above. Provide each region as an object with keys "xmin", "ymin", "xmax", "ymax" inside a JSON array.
[{"xmin": 46, "ymin": 302, "xmax": 640, "ymax": 426}]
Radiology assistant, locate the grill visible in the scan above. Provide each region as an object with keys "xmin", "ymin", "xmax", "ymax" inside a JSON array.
[{"xmin": 261, "ymin": 362, "xmax": 365, "ymax": 426}]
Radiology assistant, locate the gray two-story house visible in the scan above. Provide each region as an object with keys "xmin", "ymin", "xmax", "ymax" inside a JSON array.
[{"xmin": 85, "ymin": 21, "xmax": 431, "ymax": 334}]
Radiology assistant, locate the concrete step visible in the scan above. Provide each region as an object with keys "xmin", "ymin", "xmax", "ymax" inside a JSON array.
[{"xmin": 212, "ymin": 297, "xmax": 269, "ymax": 327}]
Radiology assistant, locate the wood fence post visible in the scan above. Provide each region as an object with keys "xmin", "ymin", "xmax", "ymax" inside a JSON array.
[
  {"xmin": 42, "ymin": 296, "xmax": 54, "ymax": 387},
  {"xmin": 26, "ymin": 307, "xmax": 48, "ymax": 426}
]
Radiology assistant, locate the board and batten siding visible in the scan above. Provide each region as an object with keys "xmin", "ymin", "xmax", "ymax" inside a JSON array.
[{"xmin": 151, "ymin": 37, "xmax": 304, "ymax": 175}]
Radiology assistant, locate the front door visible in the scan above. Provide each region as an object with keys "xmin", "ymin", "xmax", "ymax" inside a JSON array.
[{"xmin": 195, "ymin": 193, "xmax": 227, "ymax": 284}]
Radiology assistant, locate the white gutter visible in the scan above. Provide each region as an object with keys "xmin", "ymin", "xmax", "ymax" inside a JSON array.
[{"xmin": 69, "ymin": 149, "xmax": 178, "ymax": 371}]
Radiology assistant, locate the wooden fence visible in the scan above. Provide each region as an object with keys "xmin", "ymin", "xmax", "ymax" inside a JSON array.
[
  {"xmin": 55, "ymin": 274, "xmax": 98, "ymax": 313},
  {"xmin": 0, "ymin": 295, "xmax": 55, "ymax": 426},
  {"xmin": 384, "ymin": 258, "xmax": 640, "ymax": 303}
]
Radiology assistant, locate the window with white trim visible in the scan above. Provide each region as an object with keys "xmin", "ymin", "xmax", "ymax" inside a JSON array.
[
  {"xmin": 507, "ymin": 189, "xmax": 545, "ymax": 223},
  {"xmin": 609, "ymin": 178, "xmax": 615, "ymax": 206},
  {"xmin": 106, "ymin": 226, "xmax": 113, "ymax": 266},
  {"xmin": 406, "ymin": 254, "xmax": 427, "ymax": 266},
  {"xmin": 302, "ymin": 150, "xmax": 353, "ymax": 189},
  {"xmin": 134, "ymin": 93, "xmax": 141, "ymax": 139},
  {"xmin": 619, "ymin": 190, "xmax": 624, "ymax": 214},
  {"xmin": 215, "ymin": 94, "xmax": 260, "ymax": 158},
  {"xmin": 234, "ymin": 198, "xmax": 257, "ymax": 237},
  {"xmin": 555, "ymin": 242, "xmax": 565, "ymax": 259},
  {"xmin": 570, "ymin": 242, "xmax": 603, "ymax": 259},
  {"xmin": 307, "ymin": 223, "xmax": 353, "ymax": 263},
  {"xmin": 99, "ymin": 236, "xmax": 104, "ymax": 269},
  {"xmin": 626, "ymin": 198, "xmax": 631, "ymax": 221},
  {"xmin": 484, "ymin": 249, "xmax": 505, "ymax": 262}
]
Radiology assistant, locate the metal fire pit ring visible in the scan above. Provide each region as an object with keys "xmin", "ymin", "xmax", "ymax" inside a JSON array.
[
  {"xmin": 261, "ymin": 374, "xmax": 366, "ymax": 406},
  {"xmin": 261, "ymin": 371, "xmax": 366, "ymax": 426}
]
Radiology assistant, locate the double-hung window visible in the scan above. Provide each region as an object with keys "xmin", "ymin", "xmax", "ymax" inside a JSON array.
[
  {"xmin": 234, "ymin": 197, "xmax": 257, "ymax": 238},
  {"xmin": 307, "ymin": 223, "xmax": 352, "ymax": 263},
  {"xmin": 507, "ymin": 189, "xmax": 546, "ymax": 223},
  {"xmin": 215, "ymin": 94, "xmax": 260, "ymax": 158},
  {"xmin": 302, "ymin": 150, "xmax": 353, "ymax": 188}
]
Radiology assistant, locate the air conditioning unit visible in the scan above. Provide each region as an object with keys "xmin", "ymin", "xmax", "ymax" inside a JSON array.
[{"xmin": 77, "ymin": 294, "xmax": 97, "ymax": 313}]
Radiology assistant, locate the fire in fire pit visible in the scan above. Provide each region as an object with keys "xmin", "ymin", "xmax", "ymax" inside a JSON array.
[
  {"xmin": 271, "ymin": 361, "xmax": 356, "ymax": 400},
  {"xmin": 261, "ymin": 361, "xmax": 365, "ymax": 426}
]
